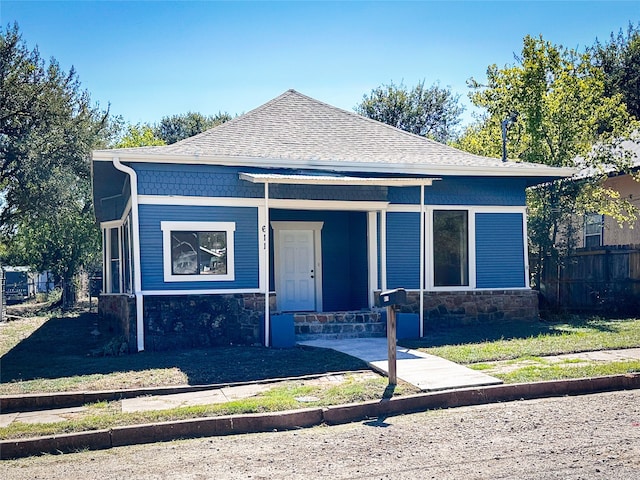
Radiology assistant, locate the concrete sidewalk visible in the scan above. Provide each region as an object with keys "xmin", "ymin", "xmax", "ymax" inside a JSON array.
[{"xmin": 298, "ymin": 337, "xmax": 503, "ymax": 391}]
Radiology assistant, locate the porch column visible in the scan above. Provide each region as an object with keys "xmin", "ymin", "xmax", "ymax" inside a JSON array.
[
  {"xmin": 380, "ymin": 209, "xmax": 387, "ymax": 291},
  {"xmin": 264, "ymin": 182, "xmax": 270, "ymax": 347},
  {"xmin": 367, "ymin": 211, "xmax": 379, "ymax": 308},
  {"xmin": 420, "ymin": 184, "xmax": 425, "ymax": 338}
]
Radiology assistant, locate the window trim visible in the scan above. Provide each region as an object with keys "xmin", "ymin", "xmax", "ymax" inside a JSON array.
[
  {"xmin": 428, "ymin": 208, "xmax": 475, "ymax": 290},
  {"xmin": 584, "ymin": 213, "xmax": 603, "ymax": 248},
  {"xmin": 161, "ymin": 221, "xmax": 236, "ymax": 282}
]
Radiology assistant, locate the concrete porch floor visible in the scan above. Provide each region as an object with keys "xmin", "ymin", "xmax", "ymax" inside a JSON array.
[{"xmin": 297, "ymin": 337, "xmax": 503, "ymax": 391}]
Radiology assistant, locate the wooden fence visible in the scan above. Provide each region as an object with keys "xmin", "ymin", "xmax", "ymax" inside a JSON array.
[{"xmin": 537, "ymin": 245, "xmax": 640, "ymax": 313}]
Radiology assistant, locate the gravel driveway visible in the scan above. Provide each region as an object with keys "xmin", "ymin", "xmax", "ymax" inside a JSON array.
[{"xmin": 2, "ymin": 389, "xmax": 640, "ymax": 479}]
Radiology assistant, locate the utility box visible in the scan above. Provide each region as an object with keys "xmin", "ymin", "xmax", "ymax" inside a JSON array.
[
  {"xmin": 378, "ymin": 288, "xmax": 407, "ymax": 307},
  {"xmin": 270, "ymin": 313, "xmax": 296, "ymax": 348}
]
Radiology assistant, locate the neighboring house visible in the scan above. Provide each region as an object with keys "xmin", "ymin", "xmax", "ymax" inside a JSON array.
[
  {"xmin": 92, "ymin": 90, "xmax": 573, "ymax": 352},
  {"xmin": 541, "ymin": 140, "xmax": 640, "ymax": 311}
]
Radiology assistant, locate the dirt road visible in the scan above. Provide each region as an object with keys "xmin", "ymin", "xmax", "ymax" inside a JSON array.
[{"xmin": 2, "ymin": 389, "xmax": 640, "ymax": 479}]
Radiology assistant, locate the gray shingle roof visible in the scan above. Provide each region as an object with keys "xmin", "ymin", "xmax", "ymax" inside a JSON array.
[{"xmin": 94, "ymin": 89, "xmax": 573, "ymax": 177}]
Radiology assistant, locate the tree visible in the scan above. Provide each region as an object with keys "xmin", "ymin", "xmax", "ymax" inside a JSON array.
[
  {"xmin": 115, "ymin": 123, "xmax": 165, "ymax": 148},
  {"xmin": 355, "ymin": 80, "xmax": 464, "ymax": 143},
  {"xmin": 155, "ymin": 111, "xmax": 231, "ymax": 144},
  {"xmin": 591, "ymin": 23, "xmax": 640, "ymax": 119},
  {"xmin": 456, "ymin": 35, "xmax": 639, "ymax": 289},
  {"xmin": 0, "ymin": 23, "xmax": 110, "ymax": 307}
]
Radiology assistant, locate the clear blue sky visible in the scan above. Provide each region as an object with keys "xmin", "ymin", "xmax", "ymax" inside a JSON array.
[{"xmin": 2, "ymin": 1, "xmax": 638, "ymax": 127}]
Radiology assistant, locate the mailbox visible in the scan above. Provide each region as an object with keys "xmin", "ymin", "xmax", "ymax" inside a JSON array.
[{"xmin": 378, "ymin": 288, "xmax": 407, "ymax": 307}]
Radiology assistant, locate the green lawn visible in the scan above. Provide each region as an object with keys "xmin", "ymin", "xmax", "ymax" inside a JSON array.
[{"xmin": 401, "ymin": 316, "xmax": 640, "ymax": 364}]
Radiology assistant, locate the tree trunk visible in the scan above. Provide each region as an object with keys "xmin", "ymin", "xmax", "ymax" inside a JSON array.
[{"xmin": 62, "ymin": 275, "xmax": 76, "ymax": 310}]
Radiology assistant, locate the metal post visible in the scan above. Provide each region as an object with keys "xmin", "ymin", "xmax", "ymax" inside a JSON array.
[{"xmin": 386, "ymin": 304, "xmax": 397, "ymax": 385}]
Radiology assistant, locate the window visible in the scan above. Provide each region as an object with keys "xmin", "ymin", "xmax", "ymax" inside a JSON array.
[
  {"xmin": 433, "ymin": 210, "xmax": 469, "ymax": 287},
  {"xmin": 161, "ymin": 221, "xmax": 235, "ymax": 282},
  {"xmin": 123, "ymin": 217, "xmax": 132, "ymax": 293},
  {"xmin": 109, "ymin": 227, "xmax": 121, "ymax": 293},
  {"xmin": 584, "ymin": 213, "xmax": 603, "ymax": 248}
]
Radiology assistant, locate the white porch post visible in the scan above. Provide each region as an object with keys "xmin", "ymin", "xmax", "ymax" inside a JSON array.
[
  {"xmin": 112, "ymin": 157, "xmax": 145, "ymax": 352},
  {"xmin": 264, "ymin": 182, "xmax": 270, "ymax": 347},
  {"xmin": 419, "ymin": 184, "xmax": 425, "ymax": 338},
  {"xmin": 380, "ymin": 209, "xmax": 387, "ymax": 291},
  {"xmin": 367, "ymin": 211, "xmax": 379, "ymax": 308}
]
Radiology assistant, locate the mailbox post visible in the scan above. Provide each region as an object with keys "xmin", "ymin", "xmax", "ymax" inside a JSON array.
[{"xmin": 378, "ymin": 288, "xmax": 407, "ymax": 386}]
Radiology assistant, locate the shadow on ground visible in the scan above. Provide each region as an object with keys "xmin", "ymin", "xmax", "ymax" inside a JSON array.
[
  {"xmin": 400, "ymin": 314, "xmax": 620, "ymax": 349},
  {"xmin": 0, "ymin": 312, "xmax": 368, "ymax": 386}
]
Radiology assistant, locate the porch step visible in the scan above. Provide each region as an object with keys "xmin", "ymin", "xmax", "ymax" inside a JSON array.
[
  {"xmin": 293, "ymin": 311, "xmax": 386, "ymax": 341},
  {"xmin": 296, "ymin": 331, "xmax": 386, "ymax": 342}
]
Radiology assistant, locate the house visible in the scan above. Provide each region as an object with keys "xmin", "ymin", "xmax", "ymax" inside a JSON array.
[
  {"xmin": 539, "ymin": 140, "xmax": 640, "ymax": 311},
  {"xmin": 92, "ymin": 90, "xmax": 573, "ymax": 351}
]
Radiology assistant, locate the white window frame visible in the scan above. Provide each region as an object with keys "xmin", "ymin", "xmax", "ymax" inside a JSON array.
[
  {"xmin": 161, "ymin": 221, "xmax": 236, "ymax": 282},
  {"xmin": 584, "ymin": 213, "xmax": 603, "ymax": 248},
  {"xmin": 428, "ymin": 207, "xmax": 476, "ymax": 291}
]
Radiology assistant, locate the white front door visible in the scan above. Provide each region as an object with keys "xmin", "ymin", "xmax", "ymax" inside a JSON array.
[
  {"xmin": 271, "ymin": 221, "xmax": 324, "ymax": 312},
  {"xmin": 277, "ymin": 229, "xmax": 316, "ymax": 311}
]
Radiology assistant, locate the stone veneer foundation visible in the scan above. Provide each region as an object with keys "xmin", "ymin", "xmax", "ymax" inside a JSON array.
[
  {"xmin": 99, "ymin": 289, "xmax": 539, "ymax": 351},
  {"xmin": 98, "ymin": 293, "xmax": 275, "ymax": 352},
  {"xmin": 391, "ymin": 289, "xmax": 539, "ymax": 328}
]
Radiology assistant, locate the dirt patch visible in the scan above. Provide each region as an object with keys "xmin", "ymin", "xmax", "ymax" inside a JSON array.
[{"xmin": 2, "ymin": 390, "xmax": 639, "ymax": 478}]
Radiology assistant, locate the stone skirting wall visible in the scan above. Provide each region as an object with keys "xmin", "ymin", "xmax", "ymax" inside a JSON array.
[
  {"xmin": 142, "ymin": 293, "xmax": 275, "ymax": 351},
  {"xmin": 377, "ymin": 289, "xmax": 539, "ymax": 328},
  {"xmin": 293, "ymin": 311, "xmax": 385, "ymax": 340},
  {"xmin": 98, "ymin": 294, "xmax": 137, "ymax": 353}
]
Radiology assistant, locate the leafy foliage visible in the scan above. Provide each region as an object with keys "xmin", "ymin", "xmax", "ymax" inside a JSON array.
[
  {"xmin": 155, "ymin": 111, "xmax": 231, "ymax": 144},
  {"xmin": 591, "ymin": 23, "xmax": 640, "ymax": 119},
  {"xmin": 115, "ymin": 123, "xmax": 165, "ymax": 148},
  {"xmin": 456, "ymin": 35, "xmax": 640, "ymax": 287},
  {"xmin": 355, "ymin": 80, "xmax": 464, "ymax": 143},
  {"xmin": 0, "ymin": 24, "xmax": 110, "ymax": 306}
]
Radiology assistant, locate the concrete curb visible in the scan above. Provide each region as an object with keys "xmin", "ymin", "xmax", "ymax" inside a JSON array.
[{"xmin": 2, "ymin": 373, "xmax": 640, "ymax": 460}]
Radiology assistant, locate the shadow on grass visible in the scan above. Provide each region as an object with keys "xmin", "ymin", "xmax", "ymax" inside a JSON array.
[
  {"xmin": 400, "ymin": 314, "xmax": 621, "ymax": 350},
  {"xmin": 0, "ymin": 312, "xmax": 368, "ymax": 386}
]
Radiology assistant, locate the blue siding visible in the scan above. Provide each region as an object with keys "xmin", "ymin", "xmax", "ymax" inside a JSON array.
[
  {"xmin": 269, "ymin": 210, "xmax": 368, "ymax": 311},
  {"xmin": 133, "ymin": 164, "xmax": 264, "ymax": 198},
  {"xmin": 475, "ymin": 213, "xmax": 526, "ymax": 288},
  {"xmin": 133, "ymin": 163, "xmax": 386, "ymax": 201},
  {"xmin": 386, "ymin": 212, "xmax": 421, "ymax": 289},
  {"xmin": 389, "ymin": 177, "xmax": 527, "ymax": 206},
  {"xmin": 139, "ymin": 205, "xmax": 259, "ymax": 291}
]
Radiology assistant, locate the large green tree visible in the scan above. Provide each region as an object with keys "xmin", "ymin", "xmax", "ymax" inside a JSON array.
[
  {"xmin": 591, "ymin": 23, "xmax": 640, "ymax": 119},
  {"xmin": 0, "ymin": 24, "xmax": 110, "ymax": 307},
  {"xmin": 155, "ymin": 111, "xmax": 231, "ymax": 144},
  {"xmin": 456, "ymin": 35, "xmax": 639, "ymax": 289},
  {"xmin": 355, "ymin": 80, "xmax": 464, "ymax": 143},
  {"xmin": 115, "ymin": 122, "xmax": 165, "ymax": 148}
]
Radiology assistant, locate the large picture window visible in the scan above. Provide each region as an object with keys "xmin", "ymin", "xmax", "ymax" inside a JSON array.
[
  {"xmin": 161, "ymin": 221, "xmax": 235, "ymax": 282},
  {"xmin": 433, "ymin": 210, "xmax": 469, "ymax": 287}
]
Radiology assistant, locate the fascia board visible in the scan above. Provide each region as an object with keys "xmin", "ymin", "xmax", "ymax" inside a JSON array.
[{"xmin": 91, "ymin": 151, "xmax": 577, "ymax": 179}]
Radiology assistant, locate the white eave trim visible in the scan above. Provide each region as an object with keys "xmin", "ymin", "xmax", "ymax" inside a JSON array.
[
  {"xmin": 91, "ymin": 151, "xmax": 577, "ymax": 178},
  {"xmin": 238, "ymin": 172, "xmax": 439, "ymax": 186}
]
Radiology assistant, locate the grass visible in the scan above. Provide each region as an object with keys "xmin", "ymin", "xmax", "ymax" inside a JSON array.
[
  {"xmin": 401, "ymin": 316, "xmax": 640, "ymax": 364},
  {"xmin": 0, "ymin": 375, "xmax": 415, "ymax": 440},
  {"xmin": 0, "ymin": 308, "xmax": 368, "ymax": 395},
  {"xmin": 481, "ymin": 360, "xmax": 640, "ymax": 384},
  {"xmin": 3, "ymin": 304, "xmax": 640, "ymax": 441}
]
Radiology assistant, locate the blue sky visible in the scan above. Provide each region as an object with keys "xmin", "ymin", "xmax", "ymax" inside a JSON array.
[{"xmin": 2, "ymin": 1, "xmax": 638, "ymax": 127}]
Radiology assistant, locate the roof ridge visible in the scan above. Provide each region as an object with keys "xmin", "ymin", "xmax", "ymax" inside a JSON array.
[{"xmin": 172, "ymin": 89, "xmax": 300, "ymax": 145}]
